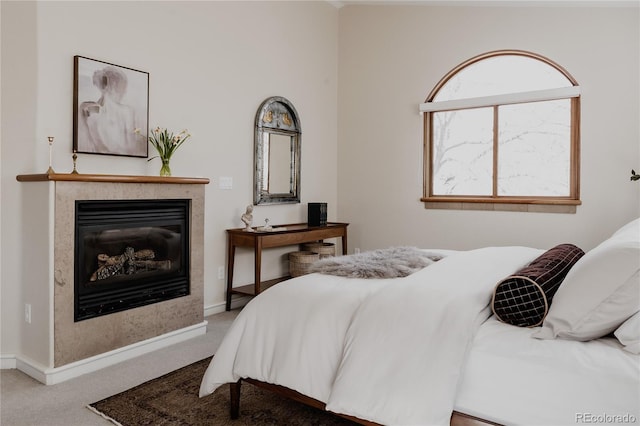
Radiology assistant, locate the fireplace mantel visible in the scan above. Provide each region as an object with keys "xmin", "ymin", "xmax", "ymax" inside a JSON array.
[{"xmin": 17, "ymin": 172, "xmax": 210, "ymax": 185}]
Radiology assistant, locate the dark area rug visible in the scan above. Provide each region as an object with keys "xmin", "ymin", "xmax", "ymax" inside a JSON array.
[{"xmin": 88, "ymin": 357, "xmax": 355, "ymax": 425}]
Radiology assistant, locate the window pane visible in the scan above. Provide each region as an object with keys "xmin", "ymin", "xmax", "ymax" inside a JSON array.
[
  {"xmin": 498, "ymin": 99, "xmax": 571, "ymax": 196},
  {"xmin": 432, "ymin": 108, "xmax": 493, "ymax": 195},
  {"xmin": 434, "ymin": 55, "xmax": 573, "ymax": 101}
]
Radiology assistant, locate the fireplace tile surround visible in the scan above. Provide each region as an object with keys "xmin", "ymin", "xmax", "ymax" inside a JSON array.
[{"xmin": 16, "ymin": 173, "xmax": 208, "ymax": 383}]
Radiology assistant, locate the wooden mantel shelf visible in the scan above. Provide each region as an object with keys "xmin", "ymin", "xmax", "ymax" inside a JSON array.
[{"xmin": 16, "ymin": 172, "xmax": 210, "ymax": 185}]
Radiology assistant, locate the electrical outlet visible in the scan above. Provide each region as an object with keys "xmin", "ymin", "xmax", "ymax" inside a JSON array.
[
  {"xmin": 354, "ymin": 248, "xmax": 360, "ymax": 254},
  {"xmin": 24, "ymin": 304, "xmax": 31, "ymax": 324},
  {"xmin": 217, "ymin": 266, "xmax": 225, "ymax": 280}
]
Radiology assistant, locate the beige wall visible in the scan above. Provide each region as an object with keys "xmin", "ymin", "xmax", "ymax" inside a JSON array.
[
  {"xmin": 338, "ymin": 4, "xmax": 639, "ymax": 252},
  {"xmin": 1, "ymin": 1, "xmax": 338, "ymax": 359},
  {"xmin": 1, "ymin": 0, "xmax": 39, "ymax": 363}
]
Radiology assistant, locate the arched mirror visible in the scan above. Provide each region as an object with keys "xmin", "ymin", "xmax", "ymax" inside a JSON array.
[{"xmin": 254, "ymin": 96, "xmax": 301, "ymax": 205}]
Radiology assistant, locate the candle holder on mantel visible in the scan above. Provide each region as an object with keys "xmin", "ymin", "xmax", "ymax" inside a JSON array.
[
  {"xmin": 71, "ymin": 150, "xmax": 79, "ymax": 174},
  {"xmin": 46, "ymin": 136, "xmax": 55, "ymax": 174}
]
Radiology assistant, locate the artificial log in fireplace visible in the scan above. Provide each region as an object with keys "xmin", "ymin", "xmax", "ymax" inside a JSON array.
[{"xmin": 75, "ymin": 199, "xmax": 190, "ymax": 321}]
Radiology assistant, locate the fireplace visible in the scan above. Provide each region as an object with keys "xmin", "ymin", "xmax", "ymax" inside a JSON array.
[
  {"xmin": 75, "ymin": 199, "xmax": 190, "ymax": 321},
  {"xmin": 16, "ymin": 175, "xmax": 207, "ymax": 377}
]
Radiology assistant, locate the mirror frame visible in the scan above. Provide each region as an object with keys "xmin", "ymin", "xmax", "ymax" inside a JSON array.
[{"xmin": 254, "ymin": 96, "xmax": 301, "ymax": 205}]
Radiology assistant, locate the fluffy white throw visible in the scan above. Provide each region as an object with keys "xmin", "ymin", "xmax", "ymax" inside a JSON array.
[{"xmin": 308, "ymin": 246, "xmax": 442, "ymax": 278}]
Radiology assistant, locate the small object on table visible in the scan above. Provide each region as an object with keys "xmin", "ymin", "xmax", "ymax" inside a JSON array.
[
  {"xmin": 308, "ymin": 202, "xmax": 327, "ymax": 226},
  {"xmin": 241, "ymin": 205, "xmax": 254, "ymax": 232},
  {"xmin": 258, "ymin": 218, "xmax": 273, "ymax": 232}
]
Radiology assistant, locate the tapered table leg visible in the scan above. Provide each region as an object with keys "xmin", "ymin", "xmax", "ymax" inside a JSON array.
[{"xmin": 230, "ymin": 380, "xmax": 241, "ymax": 419}]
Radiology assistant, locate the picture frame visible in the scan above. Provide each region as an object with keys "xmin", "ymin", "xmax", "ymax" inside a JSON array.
[{"xmin": 73, "ymin": 56, "xmax": 149, "ymax": 157}]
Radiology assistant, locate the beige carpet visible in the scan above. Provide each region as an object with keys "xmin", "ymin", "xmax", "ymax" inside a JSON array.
[{"xmin": 88, "ymin": 357, "xmax": 355, "ymax": 425}]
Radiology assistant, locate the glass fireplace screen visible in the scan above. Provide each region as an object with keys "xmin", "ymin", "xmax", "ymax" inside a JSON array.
[{"xmin": 74, "ymin": 199, "xmax": 190, "ymax": 321}]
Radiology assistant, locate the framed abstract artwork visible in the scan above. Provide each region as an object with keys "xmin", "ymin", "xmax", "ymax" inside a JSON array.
[{"xmin": 73, "ymin": 56, "xmax": 149, "ymax": 157}]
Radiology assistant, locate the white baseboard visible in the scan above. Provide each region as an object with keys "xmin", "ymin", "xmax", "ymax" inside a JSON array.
[
  {"xmin": 1, "ymin": 354, "xmax": 17, "ymax": 369},
  {"xmin": 12, "ymin": 321, "xmax": 208, "ymax": 385},
  {"xmin": 204, "ymin": 297, "xmax": 250, "ymax": 317}
]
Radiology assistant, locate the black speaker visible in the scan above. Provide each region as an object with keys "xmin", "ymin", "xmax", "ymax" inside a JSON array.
[{"xmin": 307, "ymin": 203, "xmax": 327, "ymax": 227}]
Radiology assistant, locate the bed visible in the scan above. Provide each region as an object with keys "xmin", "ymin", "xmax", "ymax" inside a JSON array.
[{"xmin": 200, "ymin": 219, "xmax": 640, "ymax": 425}]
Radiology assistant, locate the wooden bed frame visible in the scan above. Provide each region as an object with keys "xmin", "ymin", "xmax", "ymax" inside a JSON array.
[{"xmin": 230, "ymin": 378, "xmax": 500, "ymax": 426}]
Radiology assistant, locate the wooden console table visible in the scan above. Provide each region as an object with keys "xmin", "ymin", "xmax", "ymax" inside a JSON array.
[{"xmin": 226, "ymin": 222, "xmax": 349, "ymax": 311}]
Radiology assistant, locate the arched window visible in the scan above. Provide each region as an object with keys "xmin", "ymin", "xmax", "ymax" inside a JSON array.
[{"xmin": 420, "ymin": 50, "xmax": 581, "ymax": 212}]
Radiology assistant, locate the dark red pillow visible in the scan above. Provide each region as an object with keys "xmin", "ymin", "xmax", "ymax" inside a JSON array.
[{"xmin": 491, "ymin": 244, "xmax": 585, "ymax": 327}]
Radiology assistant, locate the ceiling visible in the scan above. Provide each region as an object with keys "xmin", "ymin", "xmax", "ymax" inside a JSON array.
[{"xmin": 328, "ymin": 0, "xmax": 639, "ymax": 8}]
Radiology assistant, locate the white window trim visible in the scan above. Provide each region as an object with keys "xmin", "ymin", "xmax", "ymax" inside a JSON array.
[{"xmin": 419, "ymin": 86, "xmax": 581, "ymax": 113}]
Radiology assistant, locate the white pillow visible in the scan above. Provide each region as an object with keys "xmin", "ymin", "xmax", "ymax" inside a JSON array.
[
  {"xmin": 615, "ymin": 311, "xmax": 640, "ymax": 354},
  {"xmin": 613, "ymin": 217, "xmax": 640, "ymax": 237},
  {"xmin": 533, "ymin": 218, "xmax": 640, "ymax": 341}
]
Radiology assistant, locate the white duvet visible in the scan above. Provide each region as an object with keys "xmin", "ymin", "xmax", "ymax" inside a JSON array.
[
  {"xmin": 199, "ymin": 246, "xmax": 542, "ymax": 425},
  {"xmin": 455, "ymin": 317, "xmax": 640, "ymax": 426}
]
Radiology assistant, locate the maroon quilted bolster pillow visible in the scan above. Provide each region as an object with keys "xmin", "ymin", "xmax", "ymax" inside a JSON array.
[{"xmin": 491, "ymin": 244, "xmax": 585, "ymax": 327}]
